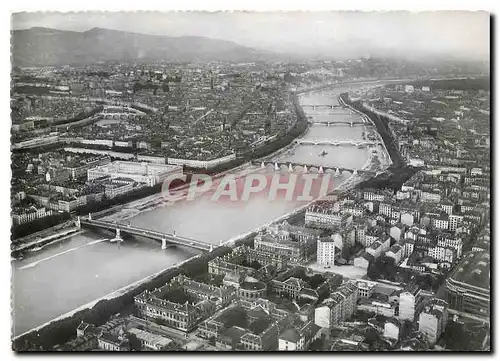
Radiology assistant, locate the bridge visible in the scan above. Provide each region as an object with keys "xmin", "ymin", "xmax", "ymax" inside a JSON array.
[
  {"xmin": 102, "ymin": 106, "xmax": 147, "ymax": 114},
  {"xmin": 98, "ymin": 112, "xmax": 143, "ymax": 120},
  {"xmin": 79, "ymin": 216, "xmax": 214, "ymax": 252},
  {"xmin": 98, "ymin": 106, "xmax": 147, "ymax": 120},
  {"xmin": 302, "ymin": 104, "xmax": 342, "ymax": 109},
  {"xmin": 77, "ymin": 97, "xmax": 159, "ymax": 113},
  {"xmin": 252, "ymin": 160, "xmax": 375, "ymax": 177},
  {"xmin": 309, "ymin": 121, "xmax": 366, "ymax": 127},
  {"xmin": 294, "ymin": 139, "xmax": 381, "ymax": 147}
]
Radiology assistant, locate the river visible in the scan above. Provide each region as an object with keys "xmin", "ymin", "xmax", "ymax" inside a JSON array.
[{"xmin": 11, "ymin": 81, "xmax": 390, "ymax": 337}]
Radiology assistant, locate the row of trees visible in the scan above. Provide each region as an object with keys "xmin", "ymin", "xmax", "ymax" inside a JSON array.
[
  {"xmin": 367, "ymin": 255, "xmax": 398, "ymax": 281},
  {"xmin": 11, "ymin": 212, "xmax": 71, "ymax": 241},
  {"xmin": 52, "ymin": 105, "xmax": 104, "ymax": 126},
  {"xmin": 410, "ymin": 76, "xmax": 490, "ymax": 91},
  {"xmin": 340, "ymin": 92, "xmax": 422, "ymax": 191}
]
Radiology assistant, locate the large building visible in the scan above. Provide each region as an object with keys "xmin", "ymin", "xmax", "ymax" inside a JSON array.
[
  {"xmin": 278, "ymin": 319, "xmax": 321, "ymax": 351},
  {"xmin": 134, "ymin": 275, "xmax": 236, "ymax": 332},
  {"xmin": 197, "ymin": 300, "xmax": 284, "ymax": 351},
  {"xmin": 418, "ymin": 298, "xmax": 449, "ymax": 345},
  {"xmin": 305, "ymin": 206, "xmax": 353, "ymax": 230},
  {"xmin": 314, "ymin": 282, "xmax": 358, "ymax": 329},
  {"xmin": 316, "ymin": 237, "xmax": 336, "ymax": 267},
  {"xmin": 167, "ymin": 153, "xmax": 236, "ymax": 170},
  {"xmin": 356, "ymin": 280, "xmax": 376, "ymax": 299},
  {"xmin": 87, "ymin": 161, "xmax": 183, "ymax": 187},
  {"xmin": 445, "ymin": 251, "xmax": 490, "ymax": 319},
  {"xmin": 11, "ymin": 206, "xmax": 53, "ymax": 225},
  {"xmin": 399, "ymin": 283, "xmax": 422, "ymax": 322},
  {"xmin": 208, "ymin": 246, "xmax": 288, "ymax": 276},
  {"xmin": 253, "ymin": 227, "xmax": 316, "ymax": 264},
  {"xmin": 63, "ymin": 156, "xmax": 111, "ymax": 179}
]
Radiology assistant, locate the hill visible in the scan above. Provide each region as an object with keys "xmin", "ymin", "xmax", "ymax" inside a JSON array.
[{"xmin": 11, "ymin": 27, "xmax": 274, "ymax": 66}]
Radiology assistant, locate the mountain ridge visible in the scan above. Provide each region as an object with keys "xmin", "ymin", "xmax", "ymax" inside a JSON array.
[{"xmin": 11, "ymin": 27, "xmax": 278, "ymax": 66}]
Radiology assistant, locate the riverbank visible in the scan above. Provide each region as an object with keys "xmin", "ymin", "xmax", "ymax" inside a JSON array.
[
  {"xmin": 99, "ymin": 160, "xmax": 256, "ymax": 223},
  {"xmin": 12, "ymin": 250, "xmax": 203, "ymax": 341},
  {"xmin": 340, "ymin": 93, "xmax": 420, "ymax": 190},
  {"xmin": 11, "ymin": 219, "xmax": 83, "ymax": 255},
  {"xmin": 12, "ymin": 80, "xmax": 400, "ymax": 350},
  {"xmin": 12, "ymin": 121, "xmax": 366, "ymax": 343},
  {"xmin": 98, "ymin": 100, "xmax": 388, "ymax": 227},
  {"xmin": 12, "ymin": 170, "xmax": 355, "ymax": 347},
  {"xmin": 12, "ymin": 227, "xmax": 83, "ymax": 256}
]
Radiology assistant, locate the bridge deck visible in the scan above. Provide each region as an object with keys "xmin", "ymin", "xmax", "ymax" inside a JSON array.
[
  {"xmin": 80, "ymin": 219, "xmax": 212, "ymax": 251},
  {"xmin": 252, "ymin": 160, "xmax": 375, "ymax": 175}
]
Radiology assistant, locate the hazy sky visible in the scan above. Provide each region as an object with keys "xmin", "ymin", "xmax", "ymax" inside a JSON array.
[{"xmin": 12, "ymin": 11, "xmax": 490, "ymax": 60}]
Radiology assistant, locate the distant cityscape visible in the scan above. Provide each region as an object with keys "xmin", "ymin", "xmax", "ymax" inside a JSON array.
[{"xmin": 10, "ymin": 13, "xmax": 490, "ymax": 353}]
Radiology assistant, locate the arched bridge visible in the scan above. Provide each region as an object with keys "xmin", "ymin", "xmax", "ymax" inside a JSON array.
[
  {"xmin": 302, "ymin": 104, "xmax": 342, "ymax": 109},
  {"xmin": 294, "ymin": 139, "xmax": 381, "ymax": 147},
  {"xmin": 252, "ymin": 160, "xmax": 375, "ymax": 177},
  {"xmin": 99, "ymin": 112, "xmax": 143, "ymax": 120},
  {"xmin": 102, "ymin": 106, "xmax": 146, "ymax": 115},
  {"xmin": 309, "ymin": 121, "xmax": 366, "ymax": 127},
  {"xmin": 79, "ymin": 217, "xmax": 214, "ymax": 252},
  {"xmin": 98, "ymin": 106, "xmax": 147, "ymax": 120}
]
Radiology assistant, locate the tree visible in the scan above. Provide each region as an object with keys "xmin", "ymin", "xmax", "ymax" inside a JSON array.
[
  {"xmin": 250, "ymin": 260, "xmax": 262, "ymax": 270},
  {"xmin": 11, "ymin": 212, "xmax": 71, "ymax": 240},
  {"xmin": 367, "ymin": 256, "xmax": 398, "ymax": 281},
  {"xmin": 341, "ymin": 246, "xmax": 352, "ymax": 260},
  {"xmin": 127, "ymin": 333, "xmax": 142, "ymax": 351},
  {"xmin": 367, "ymin": 263, "xmax": 382, "ymax": 281},
  {"xmin": 309, "ymin": 337, "xmax": 326, "ymax": 351},
  {"xmin": 308, "ymin": 274, "xmax": 325, "ymax": 289},
  {"xmin": 415, "ymin": 274, "xmax": 435, "ymax": 291},
  {"xmin": 444, "ymin": 322, "xmax": 468, "ymax": 351}
]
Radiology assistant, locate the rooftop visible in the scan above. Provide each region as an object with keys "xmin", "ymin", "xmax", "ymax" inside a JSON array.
[
  {"xmin": 127, "ymin": 328, "xmax": 172, "ymax": 348},
  {"xmin": 90, "ymin": 160, "xmax": 181, "ymax": 176},
  {"xmin": 279, "ymin": 327, "xmax": 301, "ymax": 343},
  {"xmin": 450, "ymin": 251, "xmax": 490, "ymax": 290}
]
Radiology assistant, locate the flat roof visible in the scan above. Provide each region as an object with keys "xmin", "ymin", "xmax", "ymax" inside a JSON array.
[
  {"xmin": 91, "ymin": 160, "xmax": 181, "ymax": 175},
  {"xmin": 450, "ymin": 251, "xmax": 490, "ymax": 290},
  {"xmin": 127, "ymin": 328, "xmax": 172, "ymax": 347}
]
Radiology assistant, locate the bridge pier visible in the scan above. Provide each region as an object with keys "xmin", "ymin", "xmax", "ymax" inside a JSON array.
[
  {"xmin": 161, "ymin": 238, "xmax": 167, "ymax": 250},
  {"xmin": 75, "ymin": 216, "xmax": 81, "ymax": 229},
  {"xmin": 319, "ymin": 166, "xmax": 324, "ymax": 174},
  {"xmin": 335, "ymin": 168, "xmax": 340, "ymax": 177},
  {"xmin": 88, "ymin": 213, "xmax": 92, "ymax": 221},
  {"xmin": 260, "ymin": 162, "xmax": 265, "ymax": 169},
  {"xmin": 288, "ymin": 163, "xmax": 293, "ymax": 172},
  {"xmin": 111, "ymin": 228, "xmax": 123, "ymax": 243},
  {"xmin": 353, "ymin": 169, "xmax": 358, "ymax": 175},
  {"xmin": 274, "ymin": 162, "xmax": 280, "ymax": 172},
  {"xmin": 303, "ymin": 165, "xmax": 308, "ymax": 173}
]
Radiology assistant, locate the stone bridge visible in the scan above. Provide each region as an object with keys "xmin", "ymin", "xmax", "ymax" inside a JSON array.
[
  {"xmin": 251, "ymin": 160, "xmax": 375, "ymax": 177},
  {"xmin": 301, "ymin": 104, "xmax": 342, "ymax": 109},
  {"xmin": 98, "ymin": 112, "xmax": 143, "ymax": 120},
  {"xmin": 309, "ymin": 121, "xmax": 366, "ymax": 127},
  {"xmin": 98, "ymin": 105, "xmax": 147, "ymax": 120},
  {"xmin": 294, "ymin": 139, "xmax": 381, "ymax": 148}
]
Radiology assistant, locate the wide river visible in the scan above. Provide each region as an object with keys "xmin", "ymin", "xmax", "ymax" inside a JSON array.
[{"xmin": 11, "ymin": 81, "xmax": 389, "ymax": 336}]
